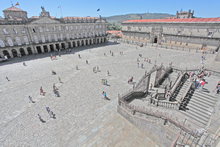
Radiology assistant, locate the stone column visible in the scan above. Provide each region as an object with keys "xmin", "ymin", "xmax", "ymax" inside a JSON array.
[
  {"xmin": 47, "ymin": 45, "xmax": 51, "ymax": 52},
  {"xmin": 33, "ymin": 46, "xmax": 38, "ymax": 54},
  {"xmin": 8, "ymin": 49, "xmax": 13, "ymax": 58},
  {"xmin": 41, "ymin": 45, "xmax": 45, "ymax": 53},
  {"xmin": 0, "ymin": 50, "xmax": 4, "ymax": 58},
  {"xmin": 23, "ymin": 48, "xmax": 28, "ymax": 55}
]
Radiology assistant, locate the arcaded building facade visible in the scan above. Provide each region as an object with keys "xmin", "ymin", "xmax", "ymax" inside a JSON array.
[
  {"xmin": 0, "ymin": 6, "xmax": 107, "ymax": 58},
  {"xmin": 122, "ymin": 12, "xmax": 220, "ymax": 53}
]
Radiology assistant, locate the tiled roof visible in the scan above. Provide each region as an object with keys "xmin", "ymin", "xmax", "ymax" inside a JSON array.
[
  {"xmin": 107, "ymin": 30, "xmax": 122, "ymax": 33},
  {"xmin": 107, "ymin": 30, "xmax": 122, "ymax": 37},
  {"xmin": 3, "ymin": 6, "xmax": 25, "ymax": 12},
  {"xmin": 123, "ymin": 18, "xmax": 220, "ymax": 23}
]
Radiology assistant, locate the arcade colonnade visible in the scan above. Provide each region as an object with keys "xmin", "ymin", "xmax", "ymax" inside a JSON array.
[{"xmin": 0, "ymin": 37, "xmax": 107, "ymax": 58}]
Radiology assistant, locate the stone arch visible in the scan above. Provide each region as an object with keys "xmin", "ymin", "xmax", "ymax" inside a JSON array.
[
  {"xmin": 50, "ymin": 44, "xmax": 55, "ymax": 52},
  {"xmin": 36, "ymin": 46, "xmax": 42, "ymax": 54},
  {"xmin": 19, "ymin": 48, "xmax": 26, "ymax": 56},
  {"xmin": 43, "ymin": 45, "xmax": 48, "ymax": 52},
  {"xmin": 61, "ymin": 43, "xmax": 65, "ymax": 49},
  {"xmin": 85, "ymin": 40, "xmax": 88, "ymax": 46},
  {"xmin": 11, "ymin": 49, "xmax": 18, "ymax": 57},
  {"xmin": 68, "ymin": 42, "xmax": 71, "ymax": 48},
  {"xmin": 27, "ymin": 47, "xmax": 33, "ymax": 55},
  {"xmin": 153, "ymin": 37, "xmax": 158, "ymax": 43},
  {"xmin": 81, "ymin": 40, "xmax": 84, "ymax": 46},
  {"xmin": 96, "ymin": 38, "xmax": 99, "ymax": 44},
  {"xmin": 73, "ymin": 41, "xmax": 76, "ymax": 47},
  {"xmin": 77, "ymin": 41, "xmax": 80, "ymax": 47},
  {"xmin": 3, "ymin": 50, "xmax": 11, "ymax": 58},
  {"xmin": 0, "ymin": 39, "xmax": 5, "ymax": 47},
  {"xmin": 55, "ymin": 44, "xmax": 60, "ymax": 51},
  {"xmin": 89, "ymin": 39, "xmax": 92, "ymax": 45},
  {"xmin": 93, "ymin": 39, "xmax": 96, "ymax": 44}
]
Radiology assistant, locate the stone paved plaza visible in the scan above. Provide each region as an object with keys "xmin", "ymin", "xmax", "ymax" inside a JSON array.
[{"xmin": 0, "ymin": 42, "xmax": 218, "ymax": 146}]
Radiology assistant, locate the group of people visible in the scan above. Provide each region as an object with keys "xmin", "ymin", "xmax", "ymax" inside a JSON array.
[
  {"xmin": 136, "ymin": 54, "xmax": 152, "ymax": 69},
  {"xmin": 216, "ymin": 81, "xmax": 220, "ymax": 94},
  {"xmin": 37, "ymin": 70, "xmax": 63, "ymax": 122},
  {"xmin": 189, "ymin": 70, "xmax": 210, "ymax": 90},
  {"xmin": 37, "ymin": 107, "xmax": 56, "ymax": 123},
  {"xmin": 93, "ymin": 66, "xmax": 101, "ymax": 73}
]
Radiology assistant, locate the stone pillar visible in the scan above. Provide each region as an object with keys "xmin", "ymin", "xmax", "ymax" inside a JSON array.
[
  {"xmin": 23, "ymin": 48, "xmax": 28, "ymax": 55},
  {"xmin": 41, "ymin": 45, "xmax": 45, "ymax": 53},
  {"xmin": 8, "ymin": 49, "xmax": 13, "ymax": 58},
  {"xmin": 47, "ymin": 45, "xmax": 51, "ymax": 52},
  {"xmin": 33, "ymin": 46, "xmax": 38, "ymax": 54},
  {"xmin": 75, "ymin": 41, "xmax": 78, "ymax": 47},
  {"xmin": 0, "ymin": 50, "xmax": 4, "ymax": 58}
]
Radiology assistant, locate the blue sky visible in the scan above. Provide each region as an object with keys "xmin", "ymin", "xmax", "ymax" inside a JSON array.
[{"xmin": 0, "ymin": 0, "xmax": 219, "ymax": 18}]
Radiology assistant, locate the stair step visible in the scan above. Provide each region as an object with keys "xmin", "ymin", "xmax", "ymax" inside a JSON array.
[
  {"xmin": 182, "ymin": 111, "xmax": 208, "ymax": 126},
  {"xmin": 186, "ymin": 109, "xmax": 210, "ymax": 123},
  {"xmin": 196, "ymin": 90, "xmax": 217, "ymax": 98},
  {"xmin": 187, "ymin": 104, "xmax": 213, "ymax": 116},
  {"xmin": 192, "ymin": 95, "xmax": 216, "ymax": 105},
  {"xmin": 189, "ymin": 97, "xmax": 215, "ymax": 108},
  {"xmin": 194, "ymin": 91, "xmax": 217, "ymax": 101}
]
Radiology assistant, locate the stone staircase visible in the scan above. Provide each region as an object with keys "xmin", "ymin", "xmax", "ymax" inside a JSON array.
[
  {"xmin": 182, "ymin": 90, "xmax": 217, "ymax": 127},
  {"xmin": 175, "ymin": 80, "xmax": 192, "ymax": 103}
]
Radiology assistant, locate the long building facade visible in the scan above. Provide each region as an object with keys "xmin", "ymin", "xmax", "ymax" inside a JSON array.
[
  {"xmin": 0, "ymin": 6, "xmax": 108, "ymax": 58},
  {"xmin": 121, "ymin": 12, "xmax": 220, "ymax": 57}
]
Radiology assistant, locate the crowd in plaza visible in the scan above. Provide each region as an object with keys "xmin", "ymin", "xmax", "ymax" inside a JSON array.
[{"xmin": 3, "ymin": 43, "xmax": 219, "ymax": 125}]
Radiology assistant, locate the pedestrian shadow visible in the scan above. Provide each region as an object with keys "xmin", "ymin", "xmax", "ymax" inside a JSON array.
[
  {"xmin": 105, "ymin": 83, "xmax": 111, "ymax": 87},
  {"xmin": 104, "ymin": 97, "xmax": 111, "ymax": 101}
]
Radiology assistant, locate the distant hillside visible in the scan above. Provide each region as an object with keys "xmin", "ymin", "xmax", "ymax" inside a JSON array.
[{"xmin": 104, "ymin": 13, "xmax": 175, "ymax": 24}]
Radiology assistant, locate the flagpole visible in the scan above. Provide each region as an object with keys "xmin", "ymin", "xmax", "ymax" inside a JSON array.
[{"xmin": 58, "ymin": 6, "xmax": 63, "ymax": 18}]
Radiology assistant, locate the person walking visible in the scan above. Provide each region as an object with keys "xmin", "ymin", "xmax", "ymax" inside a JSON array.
[
  {"xmin": 23, "ymin": 62, "xmax": 26, "ymax": 66},
  {"xmin": 216, "ymin": 81, "xmax": 220, "ymax": 94},
  {"xmin": 28, "ymin": 96, "xmax": 35, "ymax": 103},
  {"xmin": 102, "ymin": 91, "xmax": 107, "ymax": 99},
  {"xmin": 107, "ymin": 70, "xmax": 110, "ymax": 76},
  {"xmin": 76, "ymin": 65, "xmax": 79, "ymax": 70},
  {"xmin": 38, "ymin": 114, "xmax": 46, "ymax": 123},
  {"xmin": 58, "ymin": 77, "xmax": 63, "ymax": 83},
  {"xmin": 5, "ymin": 76, "xmax": 10, "ymax": 81},
  {"xmin": 40, "ymin": 86, "xmax": 45, "ymax": 96}
]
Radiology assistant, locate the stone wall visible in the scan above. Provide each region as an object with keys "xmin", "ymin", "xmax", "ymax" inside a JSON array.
[
  {"xmin": 122, "ymin": 22, "xmax": 220, "ymax": 51},
  {"xmin": 0, "ymin": 16, "xmax": 108, "ymax": 58},
  {"xmin": 117, "ymin": 105, "xmax": 179, "ymax": 147}
]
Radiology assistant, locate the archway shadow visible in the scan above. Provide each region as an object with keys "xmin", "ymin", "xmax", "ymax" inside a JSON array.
[{"xmin": 0, "ymin": 41, "xmax": 119, "ymax": 66}]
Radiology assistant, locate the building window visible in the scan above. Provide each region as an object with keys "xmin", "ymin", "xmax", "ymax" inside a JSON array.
[
  {"xmin": 13, "ymin": 28, "xmax": 18, "ymax": 34},
  {"xmin": 39, "ymin": 27, "xmax": 43, "ymax": 33},
  {"xmin": 33, "ymin": 28, "xmax": 36, "ymax": 33},
  {"xmin": 0, "ymin": 39, "xmax": 5, "ymax": 47},
  {"xmin": 3, "ymin": 28, "xmax": 9, "ymax": 34}
]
